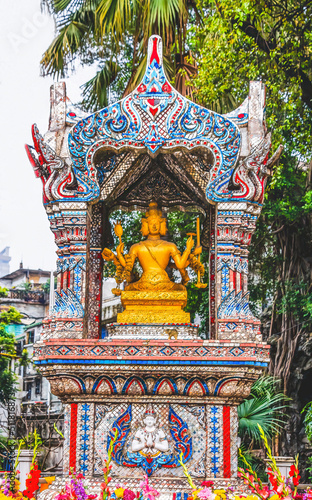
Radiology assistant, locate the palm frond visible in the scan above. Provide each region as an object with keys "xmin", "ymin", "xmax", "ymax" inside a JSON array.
[
  {"xmin": 251, "ymin": 376, "xmax": 283, "ymax": 399},
  {"xmin": 81, "ymin": 60, "xmax": 120, "ymax": 110},
  {"xmin": 146, "ymin": 0, "xmax": 184, "ymax": 44},
  {"xmin": 41, "ymin": 21, "xmax": 89, "ymax": 76},
  {"xmin": 203, "ymin": 93, "xmax": 238, "ymax": 114},
  {"xmin": 56, "ymin": 0, "xmax": 99, "ymax": 29},
  {"xmin": 96, "ymin": 0, "xmax": 132, "ymax": 43},
  {"xmin": 53, "ymin": 0, "xmax": 83, "ymax": 13},
  {"xmin": 238, "ymin": 377, "xmax": 289, "ymax": 445},
  {"xmin": 163, "ymin": 54, "xmax": 175, "ymax": 80},
  {"xmin": 123, "ymin": 55, "xmax": 147, "ymax": 96},
  {"xmin": 238, "ymin": 444, "xmax": 267, "ymax": 482}
]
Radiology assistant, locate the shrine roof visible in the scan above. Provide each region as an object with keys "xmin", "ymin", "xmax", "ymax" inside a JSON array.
[
  {"xmin": 67, "ymin": 35, "xmax": 249, "ymax": 201},
  {"xmin": 27, "ymin": 35, "xmax": 272, "ymax": 206}
]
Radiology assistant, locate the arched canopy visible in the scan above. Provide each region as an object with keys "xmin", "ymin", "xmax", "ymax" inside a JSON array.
[
  {"xmin": 67, "ymin": 35, "xmax": 247, "ymax": 204},
  {"xmin": 27, "ymin": 35, "xmax": 270, "ymax": 208}
]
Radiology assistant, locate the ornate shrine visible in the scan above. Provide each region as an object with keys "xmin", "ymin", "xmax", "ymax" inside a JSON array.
[{"xmin": 27, "ymin": 35, "xmax": 277, "ymax": 498}]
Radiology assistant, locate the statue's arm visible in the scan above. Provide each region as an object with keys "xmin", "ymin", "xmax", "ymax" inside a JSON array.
[
  {"xmin": 154, "ymin": 430, "xmax": 169, "ymax": 452},
  {"xmin": 125, "ymin": 246, "xmax": 137, "ymax": 269},
  {"xmin": 121, "ymin": 245, "xmax": 137, "ymax": 283},
  {"xmin": 102, "ymin": 243, "xmax": 136, "ymax": 269},
  {"xmin": 171, "ymin": 236, "xmax": 194, "ymax": 269},
  {"xmin": 102, "ymin": 243, "xmax": 135, "ymax": 286},
  {"xmin": 132, "ymin": 431, "xmax": 145, "ymax": 452},
  {"xmin": 101, "ymin": 248, "xmax": 119, "ymax": 266}
]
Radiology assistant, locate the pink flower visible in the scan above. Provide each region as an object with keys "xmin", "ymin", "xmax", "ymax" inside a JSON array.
[
  {"xmin": 139, "ymin": 476, "xmax": 159, "ymax": 500},
  {"xmin": 197, "ymin": 488, "xmax": 215, "ymax": 500},
  {"xmin": 257, "ymin": 488, "xmax": 270, "ymax": 499},
  {"xmin": 277, "ymin": 484, "xmax": 284, "ymax": 495},
  {"xmin": 124, "ymin": 489, "xmax": 136, "ymax": 500}
]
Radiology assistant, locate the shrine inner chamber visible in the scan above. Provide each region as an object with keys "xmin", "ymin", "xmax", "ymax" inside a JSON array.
[{"xmin": 26, "ymin": 35, "xmax": 278, "ymax": 498}]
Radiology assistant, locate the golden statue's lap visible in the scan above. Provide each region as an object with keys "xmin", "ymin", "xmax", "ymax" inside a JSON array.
[{"xmin": 118, "ymin": 290, "xmax": 190, "ymax": 323}]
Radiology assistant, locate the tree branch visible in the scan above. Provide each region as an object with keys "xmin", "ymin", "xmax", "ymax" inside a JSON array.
[{"xmin": 234, "ymin": 18, "xmax": 312, "ymax": 110}]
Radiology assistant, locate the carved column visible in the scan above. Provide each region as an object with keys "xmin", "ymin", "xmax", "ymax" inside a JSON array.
[
  {"xmin": 215, "ymin": 202, "xmax": 262, "ymax": 341},
  {"xmin": 209, "ymin": 205, "xmax": 217, "ymax": 339},
  {"xmin": 85, "ymin": 203, "xmax": 104, "ymax": 339}
]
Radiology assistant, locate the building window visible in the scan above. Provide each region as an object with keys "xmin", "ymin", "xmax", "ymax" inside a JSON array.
[
  {"xmin": 26, "ymin": 382, "xmax": 32, "ymax": 400},
  {"xmin": 35, "ymin": 378, "xmax": 41, "ymax": 395},
  {"xmin": 27, "ymin": 330, "xmax": 35, "ymax": 344},
  {"xmin": 16, "ymin": 341, "xmax": 23, "ymax": 356}
]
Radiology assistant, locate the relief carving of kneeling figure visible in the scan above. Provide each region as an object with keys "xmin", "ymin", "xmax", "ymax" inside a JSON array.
[{"xmin": 131, "ymin": 405, "xmax": 169, "ymax": 456}]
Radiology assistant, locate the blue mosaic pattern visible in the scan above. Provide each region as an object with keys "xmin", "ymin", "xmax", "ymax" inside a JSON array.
[
  {"xmin": 210, "ymin": 406, "xmax": 220, "ymax": 477},
  {"xmin": 53, "ymin": 289, "xmax": 84, "ymax": 318},
  {"xmin": 80, "ymin": 403, "xmax": 90, "ymax": 474},
  {"xmin": 221, "ymin": 265, "xmax": 230, "ymax": 299},
  {"xmin": 34, "ymin": 359, "xmax": 268, "ymax": 367},
  {"xmin": 218, "ymin": 290, "xmax": 255, "ymax": 320},
  {"xmin": 73, "ymin": 266, "xmax": 82, "ymax": 300}
]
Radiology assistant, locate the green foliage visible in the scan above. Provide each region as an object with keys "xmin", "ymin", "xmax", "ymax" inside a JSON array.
[
  {"xmin": 303, "ymin": 402, "xmax": 312, "ymax": 481},
  {"xmin": 237, "ymin": 444, "xmax": 267, "ymax": 483},
  {"xmin": 237, "ymin": 376, "xmax": 289, "ymax": 445},
  {"xmin": 103, "ymin": 210, "xmax": 143, "ymax": 279},
  {"xmin": 41, "ymin": 0, "xmax": 200, "ymax": 109},
  {"xmin": 81, "ymin": 59, "xmax": 120, "ymax": 109},
  {"xmin": 18, "ymin": 429, "xmax": 43, "ymax": 453},
  {"xmin": 110, "ymin": 210, "xmax": 143, "ymax": 250},
  {"xmin": 194, "ymin": 0, "xmax": 312, "ymax": 114},
  {"xmin": 0, "ymin": 287, "xmax": 8, "ymax": 298},
  {"xmin": 248, "ymin": 157, "xmax": 312, "ymax": 320},
  {"xmin": 0, "ymin": 437, "xmax": 14, "ymax": 469},
  {"xmin": 18, "ymin": 282, "xmax": 32, "ymax": 291},
  {"xmin": 41, "ymin": 277, "xmax": 57, "ymax": 294},
  {"xmin": 0, "ymin": 307, "xmax": 22, "ymax": 325},
  {"xmin": 307, "ymin": 456, "xmax": 312, "ymax": 482},
  {"xmin": 0, "ymin": 307, "xmax": 23, "ymax": 405},
  {"xmin": 0, "ymin": 366, "xmax": 16, "ymax": 403},
  {"xmin": 302, "ymin": 401, "xmax": 312, "ymax": 444}
]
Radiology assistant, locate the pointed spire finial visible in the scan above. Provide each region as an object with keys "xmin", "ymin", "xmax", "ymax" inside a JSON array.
[{"xmin": 147, "ymin": 35, "xmax": 163, "ymax": 68}]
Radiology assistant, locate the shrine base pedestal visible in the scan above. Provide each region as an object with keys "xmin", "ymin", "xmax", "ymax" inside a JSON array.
[
  {"xmin": 118, "ymin": 291, "xmax": 190, "ymax": 324},
  {"xmin": 34, "ymin": 324, "xmax": 270, "ymax": 499}
]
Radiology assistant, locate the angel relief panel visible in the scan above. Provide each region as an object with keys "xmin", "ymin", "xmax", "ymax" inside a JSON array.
[{"xmin": 94, "ymin": 404, "xmax": 206, "ymax": 478}]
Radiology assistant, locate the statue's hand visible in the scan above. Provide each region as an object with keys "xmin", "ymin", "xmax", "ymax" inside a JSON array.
[
  {"xmin": 193, "ymin": 245, "xmax": 202, "ymax": 256},
  {"xmin": 102, "ymin": 248, "xmax": 114, "ymax": 261},
  {"xmin": 146, "ymin": 433, "xmax": 153, "ymax": 447},
  {"xmin": 116, "ymin": 242, "xmax": 125, "ymax": 260},
  {"xmin": 186, "ymin": 235, "xmax": 194, "ymax": 253}
]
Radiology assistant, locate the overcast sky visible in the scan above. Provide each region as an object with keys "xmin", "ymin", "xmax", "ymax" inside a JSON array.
[{"xmin": 0, "ymin": 1, "xmax": 95, "ymax": 273}]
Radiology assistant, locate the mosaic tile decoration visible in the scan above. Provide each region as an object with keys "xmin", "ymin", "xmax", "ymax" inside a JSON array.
[
  {"xmin": 63, "ymin": 404, "xmax": 71, "ymax": 475},
  {"xmin": 93, "ymin": 404, "xmax": 206, "ymax": 478},
  {"xmin": 34, "ymin": 339, "xmax": 270, "ymax": 368},
  {"xmin": 106, "ymin": 324, "xmax": 199, "ymax": 340}
]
